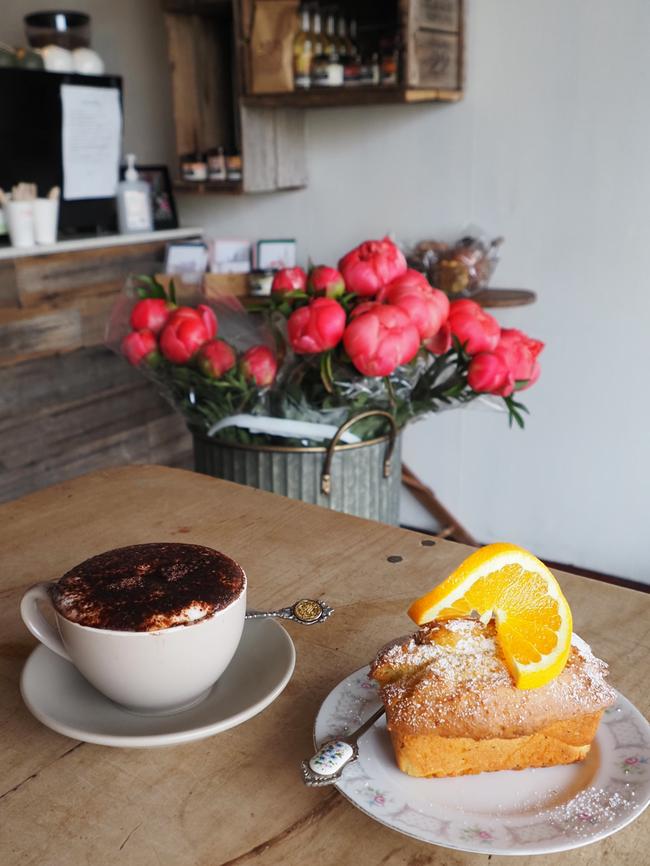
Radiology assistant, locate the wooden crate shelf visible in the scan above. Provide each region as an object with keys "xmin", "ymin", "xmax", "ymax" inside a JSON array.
[
  {"xmin": 241, "ymin": 86, "xmax": 462, "ymax": 110},
  {"xmin": 240, "ymin": 288, "xmax": 536, "ymax": 309},
  {"xmin": 173, "ymin": 179, "xmax": 244, "ymax": 194},
  {"xmin": 161, "ymin": 0, "xmax": 464, "ymax": 193}
]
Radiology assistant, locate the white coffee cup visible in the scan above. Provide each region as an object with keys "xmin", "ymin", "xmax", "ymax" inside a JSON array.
[{"xmin": 21, "ymin": 580, "xmax": 246, "ymax": 715}]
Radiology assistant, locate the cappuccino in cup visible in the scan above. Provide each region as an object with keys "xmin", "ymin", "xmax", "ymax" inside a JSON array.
[{"xmin": 21, "ymin": 542, "xmax": 247, "ymax": 714}]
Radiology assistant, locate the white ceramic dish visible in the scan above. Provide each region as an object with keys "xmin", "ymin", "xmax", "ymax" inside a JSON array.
[
  {"xmin": 21, "ymin": 618, "xmax": 295, "ymax": 748},
  {"xmin": 314, "ymin": 666, "xmax": 650, "ymax": 856}
]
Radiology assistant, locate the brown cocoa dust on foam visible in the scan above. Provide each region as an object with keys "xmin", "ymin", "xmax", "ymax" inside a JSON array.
[{"xmin": 49, "ymin": 543, "xmax": 245, "ymax": 632}]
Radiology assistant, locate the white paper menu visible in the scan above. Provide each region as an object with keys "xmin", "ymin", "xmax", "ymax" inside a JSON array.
[{"xmin": 61, "ymin": 84, "xmax": 122, "ymax": 200}]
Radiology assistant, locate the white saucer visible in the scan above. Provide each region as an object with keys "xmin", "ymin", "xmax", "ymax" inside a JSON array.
[
  {"xmin": 314, "ymin": 666, "xmax": 650, "ymax": 856},
  {"xmin": 21, "ymin": 619, "xmax": 295, "ymax": 748}
]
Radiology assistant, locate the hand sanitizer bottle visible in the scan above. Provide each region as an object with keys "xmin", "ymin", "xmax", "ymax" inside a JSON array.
[{"xmin": 117, "ymin": 154, "xmax": 153, "ymax": 234}]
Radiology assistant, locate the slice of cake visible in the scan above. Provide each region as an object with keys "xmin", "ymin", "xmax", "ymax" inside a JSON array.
[
  {"xmin": 370, "ymin": 542, "xmax": 617, "ymax": 778},
  {"xmin": 370, "ymin": 618, "xmax": 616, "ymax": 778}
]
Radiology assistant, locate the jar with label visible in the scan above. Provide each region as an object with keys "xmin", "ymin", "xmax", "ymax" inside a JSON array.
[
  {"xmin": 226, "ymin": 153, "xmax": 243, "ymax": 182},
  {"xmin": 311, "ymin": 53, "xmax": 329, "ymax": 87},
  {"xmin": 359, "ymin": 56, "xmax": 372, "ymax": 86},
  {"xmin": 327, "ymin": 52, "xmax": 344, "ymax": 86},
  {"xmin": 343, "ymin": 52, "xmax": 361, "ymax": 87},
  {"xmin": 180, "ymin": 152, "xmax": 207, "ymax": 182},
  {"xmin": 248, "ymin": 269, "xmax": 275, "ymax": 297},
  {"xmin": 380, "ymin": 40, "xmax": 399, "ymax": 86},
  {"xmin": 206, "ymin": 147, "xmax": 227, "ymax": 181}
]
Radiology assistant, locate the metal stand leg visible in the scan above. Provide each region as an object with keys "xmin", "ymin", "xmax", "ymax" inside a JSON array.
[{"xmin": 401, "ymin": 463, "xmax": 479, "ymax": 546}]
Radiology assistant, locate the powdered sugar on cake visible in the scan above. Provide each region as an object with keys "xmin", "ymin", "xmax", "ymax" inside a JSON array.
[{"xmin": 371, "ymin": 618, "xmax": 616, "ymax": 738}]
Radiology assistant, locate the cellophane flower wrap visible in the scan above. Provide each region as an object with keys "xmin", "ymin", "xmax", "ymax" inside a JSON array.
[{"xmin": 107, "ymin": 237, "xmax": 544, "ymax": 444}]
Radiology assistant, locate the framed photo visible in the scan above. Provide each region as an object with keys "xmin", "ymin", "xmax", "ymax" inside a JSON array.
[
  {"xmin": 256, "ymin": 238, "xmax": 296, "ymax": 270},
  {"xmin": 119, "ymin": 164, "xmax": 178, "ymax": 230},
  {"xmin": 210, "ymin": 238, "xmax": 252, "ymax": 274},
  {"xmin": 164, "ymin": 241, "xmax": 208, "ymax": 276}
]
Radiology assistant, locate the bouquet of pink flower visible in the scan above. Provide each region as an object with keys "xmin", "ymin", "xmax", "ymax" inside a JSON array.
[{"xmin": 109, "ymin": 237, "xmax": 543, "ymax": 443}]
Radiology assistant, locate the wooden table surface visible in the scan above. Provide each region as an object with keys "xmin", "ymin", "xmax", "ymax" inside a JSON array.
[{"xmin": 0, "ymin": 465, "xmax": 647, "ymax": 866}]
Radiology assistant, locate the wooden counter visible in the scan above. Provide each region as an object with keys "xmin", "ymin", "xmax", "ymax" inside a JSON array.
[
  {"xmin": 0, "ymin": 465, "xmax": 647, "ymax": 866},
  {"xmin": 0, "ymin": 233, "xmax": 200, "ymax": 504}
]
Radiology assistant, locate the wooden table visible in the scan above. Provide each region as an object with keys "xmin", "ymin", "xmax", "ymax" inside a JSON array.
[{"xmin": 0, "ymin": 465, "xmax": 647, "ymax": 866}]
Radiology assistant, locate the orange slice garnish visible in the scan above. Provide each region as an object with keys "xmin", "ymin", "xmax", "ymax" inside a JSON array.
[{"xmin": 407, "ymin": 543, "xmax": 573, "ymax": 689}]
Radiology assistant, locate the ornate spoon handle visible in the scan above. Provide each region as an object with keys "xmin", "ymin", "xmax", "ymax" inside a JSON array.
[
  {"xmin": 301, "ymin": 706, "xmax": 386, "ymax": 787},
  {"xmin": 245, "ymin": 598, "xmax": 334, "ymax": 625}
]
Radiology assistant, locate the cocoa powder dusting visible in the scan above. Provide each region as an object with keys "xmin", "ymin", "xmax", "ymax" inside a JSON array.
[{"xmin": 50, "ymin": 543, "xmax": 245, "ymax": 632}]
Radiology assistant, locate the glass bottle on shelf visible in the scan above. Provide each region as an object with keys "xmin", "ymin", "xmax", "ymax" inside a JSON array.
[
  {"xmin": 324, "ymin": 11, "xmax": 337, "ymax": 57},
  {"xmin": 311, "ymin": 8, "xmax": 324, "ymax": 58},
  {"xmin": 343, "ymin": 19, "xmax": 360, "ymax": 86},
  {"xmin": 336, "ymin": 15, "xmax": 348, "ymax": 57},
  {"xmin": 310, "ymin": 8, "xmax": 327, "ymax": 86},
  {"xmin": 370, "ymin": 52, "xmax": 381, "ymax": 86},
  {"xmin": 293, "ymin": 5, "xmax": 313, "ymax": 89},
  {"xmin": 348, "ymin": 18, "xmax": 358, "ymax": 57}
]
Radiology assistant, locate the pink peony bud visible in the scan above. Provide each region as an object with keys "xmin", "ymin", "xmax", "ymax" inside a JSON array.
[
  {"xmin": 287, "ymin": 297, "xmax": 346, "ymax": 354},
  {"xmin": 196, "ymin": 304, "xmax": 218, "ymax": 339},
  {"xmin": 448, "ymin": 299, "xmax": 500, "ymax": 354},
  {"xmin": 349, "ymin": 300, "xmax": 382, "ymax": 319},
  {"xmin": 130, "ymin": 298, "xmax": 174, "ymax": 335},
  {"xmin": 197, "ymin": 339, "xmax": 236, "ymax": 378},
  {"xmin": 494, "ymin": 329, "xmax": 544, "ymax": 389},
  {"xmin": 159, "ymin": 309, "xmax": 210, "ymax": 364},
  {"xmin": 308, "ymin": 265, "xmax": 346, "ymax": 298},
  {"xmin": 376, "ymin": 269, "xmax": 430, "ymax": 299},
  {"xmin": 382, "ymin": 270, "xmax": 450, "ymax": 340},
  {"xmin": 343, "ymin": 305, "xmax": 420, "ymax": 376},
  {"xmin": 271, "ymin": 267, "xmax": 308, "ymax": 293},
  {"xmin": 468, "ymin": 352, "xmax": 515, "ymax": 396},
  {"xmin": 338, "ymin": 237, "xmax": 407, "ymax": 297},
  {"xmin": 121, "ymin": 329, "xmax": 158, "ymax": 366},
  {"xmin": 424, "ymin": 321, "xmax": 452, "ymax": 355},
  {"xmin": 240, "ymin": 345, "xmax": 277, "ymax": 387}
]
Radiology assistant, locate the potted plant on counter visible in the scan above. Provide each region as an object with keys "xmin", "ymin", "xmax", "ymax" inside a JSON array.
[{"xmin": 107, "ymin": 237, "xmax": 543, "ymax": 524}]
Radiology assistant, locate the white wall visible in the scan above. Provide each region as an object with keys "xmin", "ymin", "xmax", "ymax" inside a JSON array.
[
  {"xmin": 180, "ymin": 1, "xmax": 650, "ymax": 584},
  {"xmin": 4, "ymin": 1, "xmax": 649, "ymax": 582}
]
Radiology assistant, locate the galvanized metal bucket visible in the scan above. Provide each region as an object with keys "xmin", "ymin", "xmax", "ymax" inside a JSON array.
[{"xmin": 192, "ymin": 410, "xmax": 401, "ymax": 525}]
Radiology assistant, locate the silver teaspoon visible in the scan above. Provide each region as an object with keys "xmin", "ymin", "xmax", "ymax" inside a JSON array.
[
  {"xmin": 245, "ymin": 598, "xmax": 334, "ymax": 625},
  {"xmin": 301, "ymin": 706, "xmax": 386, "ymax": 786}
]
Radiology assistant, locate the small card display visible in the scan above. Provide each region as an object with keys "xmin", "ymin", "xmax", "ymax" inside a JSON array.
[
  {"xmin": 210, "ymin": 238, "xmax": 252, "ymax": 274},
  {"xmin": 256, "ymin": 238, "xmax": 296, "ymax": 270},
  {"xmin": 165, "ymin": 241, "xmax": 208, "ymax": 276}
]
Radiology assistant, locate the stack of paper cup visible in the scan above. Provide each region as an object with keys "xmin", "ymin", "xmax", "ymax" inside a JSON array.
[
  {"xmin": 3, "ymin": 196, "xmax": 60, "ymax": 248},
  {"xmin": 33, "ymin": 198, "xmax": 59, "ymax": 245},
  {"xmin": 5, "ymin": 201, "xmax": 36, "ymax": 248}
]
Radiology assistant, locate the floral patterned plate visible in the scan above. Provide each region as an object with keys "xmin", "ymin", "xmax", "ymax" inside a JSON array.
[{"xmin": 313, "ymin": 666, "xmax": 650, "ymax": 855}]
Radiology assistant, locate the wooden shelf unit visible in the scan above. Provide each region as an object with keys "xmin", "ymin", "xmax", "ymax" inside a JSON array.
[
  {"xmin": 239, "ymin": 288, "xmax": 535, "ymax": 309},
  {"xmin": 472, "ymin": 288, "xmax": 537, "ymax": 308},
  {"xmin": 241, "ymin": 85, "xmax": 463, "ymax": 110},
  {"xmin": 161, "ymin": 0, "xmax": 464, "ymax": 193}
]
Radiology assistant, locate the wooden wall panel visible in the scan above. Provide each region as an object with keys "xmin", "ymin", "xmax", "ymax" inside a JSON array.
[
  {"xmin": 14, "ymin": 241, "xmax": 166, "ymax": 309},
  {"xmin": 0, "ymin": 238, "xmax": 193, "ymax": 503},
  {"xmin": 240, "ymin": 104, "xmax": 307, "ymax": 192},
  {"xmin": 0, "ymin": 306, "xmax": 82, "ymax": 366},
  {"xmin": 0, "ymin": 347, "xmax": 193, "ymax": 504}
]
